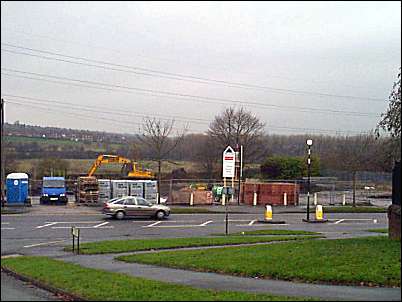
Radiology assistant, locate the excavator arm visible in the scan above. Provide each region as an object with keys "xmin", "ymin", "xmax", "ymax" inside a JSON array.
[{"xmin": 88, "ymin": 155, "xmax": 154, "ymax": 179}]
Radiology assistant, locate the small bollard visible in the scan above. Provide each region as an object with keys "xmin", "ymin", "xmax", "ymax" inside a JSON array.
[
  {"xmin": 314, "ymin": 193, "xmax": 317, "ymax": 206},
  {"xmin": 315, "ymin": 205, "xmax": 323, "ymax": 221},
  {"xmin": 342, "ymin": 194, "xmax": 346, "ymax": 206},
  {"xmin": 222, "ymin": 194, "xmax": 226, "ymax": 206},
  {"xmin": 283, "ymin": 193, "xmax": 287, "ymax": 206},
  {"xmin": 258, "ymin": 204, "xmax": 285, "ymax": 224},
  {"xmin": 265, "ymin": 205, "xmax": 273, "ymax": 221},
  {"xmin": 189, "ymin": 192, "xmax": 194, "ymax": 206},
  {"xmin": 253, "ymin": 192, "xmax": 257, "ymax": 206}
]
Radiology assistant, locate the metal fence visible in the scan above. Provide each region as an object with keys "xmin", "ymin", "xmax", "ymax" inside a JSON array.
[{"xmin": 25, "ymin": 175, "xmax": 392, "ymax": 207}]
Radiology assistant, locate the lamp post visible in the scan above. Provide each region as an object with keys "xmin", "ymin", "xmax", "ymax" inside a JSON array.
[{"xmin": 306, "ymin": 139, "xmax": 313, "ymax": 221}]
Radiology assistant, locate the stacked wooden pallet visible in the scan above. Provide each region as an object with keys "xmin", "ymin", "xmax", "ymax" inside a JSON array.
[{"xmin": 77, "ymin": 176, "xmax": 99, "ymax": 203}]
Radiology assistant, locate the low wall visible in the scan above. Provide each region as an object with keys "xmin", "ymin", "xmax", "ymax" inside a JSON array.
[
  {"xmin": 241, "ymin": 182, "xmax": 299, "ymax": 206},
  {"xmin": 169, "ymin": 190, "xmax": 213, "ymax": 205}
]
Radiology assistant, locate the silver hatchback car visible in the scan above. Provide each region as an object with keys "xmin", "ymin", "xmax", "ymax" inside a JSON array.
[{"xmin": 102, "ymin": 196, "xmax": 170, "ymax": 220}]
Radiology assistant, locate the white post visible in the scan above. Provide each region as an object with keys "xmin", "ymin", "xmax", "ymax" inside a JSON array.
[
  {"xmin": 253, "ymin": 192, "xmax": 257, "ymax": 206},
  {"xmin": 342, "ymin": 193, "xmax": 346, "ymax": 206},
  {"xmin": 222, "ymin": 177, "xmax": 227, "ymax": 206},
  {"xmin": 190, "ymin": 192, "xmax": 194, "ymax": 206},
  {"xmin": 231, "ymin": 177, "xmax": 235, "ymax": 203},
  {"xmin": 314, "ymin": 193, "xmax": 317, "ymax": 206},
  {"xmin": 283, "ymin": 192, "xmax": 287, "ymax": 206}
]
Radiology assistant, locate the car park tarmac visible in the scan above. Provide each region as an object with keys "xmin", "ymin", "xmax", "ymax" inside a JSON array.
[{"xmin": 1, "ymin": 204, "xmax": 388, "ymax": 256}]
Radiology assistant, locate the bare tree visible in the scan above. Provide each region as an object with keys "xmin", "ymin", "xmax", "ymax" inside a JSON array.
[
  {"xmin": 138, "ymin": 118, "xmax": 187, "ymax": 204},
  {"xmin": 207, "ymin": 107, "xmax": 265, "ymax": 162},
  {"xmin": 327, "ymin": 133, "xmax": 383, "ymax": 207},
  {"xmin": 194, "ymin": 134, "xmax": 220, "ymax": 179},
  {"xmin": 377, "ymin": 68, "xmax": 401, "ymax": 139},
  {"xmin": 376, "ymin": 68, "xmax": 401, "ymax": 164}
]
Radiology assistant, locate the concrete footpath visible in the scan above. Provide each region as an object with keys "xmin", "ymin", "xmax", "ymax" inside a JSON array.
[
  {"xmin": 1, "ymin": 272, "xmax": 60, "ymax": 301},
  {"xmin": 56, "ymin": 249, "xmax": 401, "ymax": 301}
]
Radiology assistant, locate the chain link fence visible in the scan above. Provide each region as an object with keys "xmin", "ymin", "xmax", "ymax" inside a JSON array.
[{"xmin": 25, "ymin": 173, "xmax": 392, "ymax": 207}]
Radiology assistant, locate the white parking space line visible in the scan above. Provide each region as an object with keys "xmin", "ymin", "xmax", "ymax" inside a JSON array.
[
  {"xmin": 44, "ymin": 221, "xmax": 103, "ymax": 224},
  {"xmin": 334, "ymin": 219, "xmax": 345, "ymax": 224},
  {"xmin": 93, "ymin": 222, "xmax": 109, "ymax": 228},
  {"xmin": 248, "ymin": 220, "xmax": 257, "ymax": 226},
  {"xmin": 35, "ymin": 221, "xmax": 115, "ymax": 230},
  {"xmin": 330, "ymin": 218, "xmax": 378, "ymax": 224},
  {"xmin": 23, "ymin": 240, "xmax": 67, "ymax": 248},
  {"xmin": 225, "ymin": 219, "xmax": 253, "ymax": 222},
  {"xmin": 36, "ymin": 222, "xmax": 58, "ymax": 229},
  {"xmin": 235, "ymin": 223, "xmax": 290, "ymax": 227},
  {"xmin": 142, "ymin": 220, "xmax": 214, "ymax": 228},
  {"xmin": 149, "ymin": 225, "xmax": 204, "ymax": 228},
  {"xmin": 143, "ymin": 221, "xmax": 162, "ymax": 228},
  {"xmin": 51, "ymin": 226, "xmax": 114, "ymax": 229},
  {"xmin": 1, "ymin": 222, "xmax": 14, "ymax": 229}
]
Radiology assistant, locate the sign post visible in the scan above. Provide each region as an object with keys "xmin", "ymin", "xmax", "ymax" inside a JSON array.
[
  {"xmin": 223, "ymin": 146, "xmax": 235, "ymax": 235},
  {"xmin": 71, "ymin": 226, "xmax": 80, "ymax": 254}
]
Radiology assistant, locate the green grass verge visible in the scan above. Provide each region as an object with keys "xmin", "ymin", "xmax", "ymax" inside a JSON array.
[
  {"xmin": 1, "ymin": 256, "xmax": 315, "ymax": 301},
  {"xmin": 64, "ymin": 235, "xmax": 322, "ymax": 254},
  {"xmin": 366, "ymin": 228, "xmax": 388, "ymax": 233},
  {"xmin": 213, "ymin": 230, "xmax": 321, "ymax": 236},
  {"xmin": 119, "ymin": 236, "xmax": 401, "ymax": 287}
]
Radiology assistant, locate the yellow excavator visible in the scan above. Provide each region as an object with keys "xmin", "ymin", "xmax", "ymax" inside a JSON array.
[{"xmin": 88, "ymin": 155, "xmax": 154, "ymax": 179}]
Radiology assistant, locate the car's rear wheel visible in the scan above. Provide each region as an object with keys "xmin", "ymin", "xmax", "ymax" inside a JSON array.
[
  {"xmin": 115, "ymin": 211, "xmax": 125, "ymax": 220},
  {"xmin": 155, "ymin": 210, "xmax": 166, "ymax": 220}
]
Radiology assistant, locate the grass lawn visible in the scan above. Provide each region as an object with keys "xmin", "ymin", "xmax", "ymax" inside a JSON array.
[
  {"xmin": 1, "ymin": 256, "xmax": 315, "ymax": 301},
  {"xmin": 366, "ymin": 228, "xmax": 388, "ymax": 233},
  {"xmin": 64, "ymin": 235, "xmax": 322, "ymax": 254},
  {"xmin": 213, "ymin": 230, "xmax": 321, "ymax": 236},
  {"xmin": 119, "ymin": 236, "xmax": 401, "ymax": 287}
]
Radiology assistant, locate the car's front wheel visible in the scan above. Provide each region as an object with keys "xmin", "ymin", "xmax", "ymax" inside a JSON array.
[
  {"xmin": 155, "ymin": 210, "xmax": 166, "ymax": 220},
  {"xmin": 115, "ymin": 211, "xmax": 125, "ymax": 220}
]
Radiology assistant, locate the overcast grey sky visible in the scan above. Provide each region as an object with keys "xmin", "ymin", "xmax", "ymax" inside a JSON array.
[{"xmin": 1, "ymin": 1, "xmax": 401, "ymax": 135}]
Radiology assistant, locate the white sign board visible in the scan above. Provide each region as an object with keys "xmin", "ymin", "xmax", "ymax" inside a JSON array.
[
  {"xmin": 222, "ymin": 146, "xmax": 236, "ymax": 178},
  {"xmin": 71, "ymin": 227, "xmax": 80, "ymax": 237}
]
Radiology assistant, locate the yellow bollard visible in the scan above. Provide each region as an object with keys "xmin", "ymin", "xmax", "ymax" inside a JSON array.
[
  {"xmin": 265, "ymin": 205, "xmax": 273, "ymax": 221},
  {"xmin": 315, "ymin": 205, "xmax": 323, "ymax": 220}
]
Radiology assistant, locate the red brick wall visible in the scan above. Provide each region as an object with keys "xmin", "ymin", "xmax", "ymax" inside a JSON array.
[
  {"xmin": 169, "ymin": 190, "xmax": 213, "ymax": 205},
  {"xmin": 241, "ymin": 183, "xmax": 299, "ymax": 206}
]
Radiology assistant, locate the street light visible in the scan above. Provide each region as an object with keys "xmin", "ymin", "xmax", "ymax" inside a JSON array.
[{"xmin": 306, "ymin": 139, "xmax": 313, "ymax": 221}]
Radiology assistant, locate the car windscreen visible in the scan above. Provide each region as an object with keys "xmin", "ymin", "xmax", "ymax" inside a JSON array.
[
  {"xmin": 43, "ymin": 179, "xmax": 65, "ymax": 188},
  {"xmin": 111, "ymin": 198, "xmax": 125, "ymax": 204}
]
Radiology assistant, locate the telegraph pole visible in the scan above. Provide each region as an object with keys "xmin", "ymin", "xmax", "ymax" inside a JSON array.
[
  {"xmin": 1, "ymin": 98, "xmax": 5, "ymax": 206},
  {"xmin": 304, "ymin": 139, "xmax": 313, "ymax": 221},
  {"xmin": 236, "ymin": 144, "xmax": 243, "ymax": 205}
]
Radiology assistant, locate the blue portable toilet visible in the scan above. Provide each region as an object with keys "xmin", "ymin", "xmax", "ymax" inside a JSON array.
[{"xmin": 6, "ymin": 173, "xmax": 29, "ymax": 204}]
